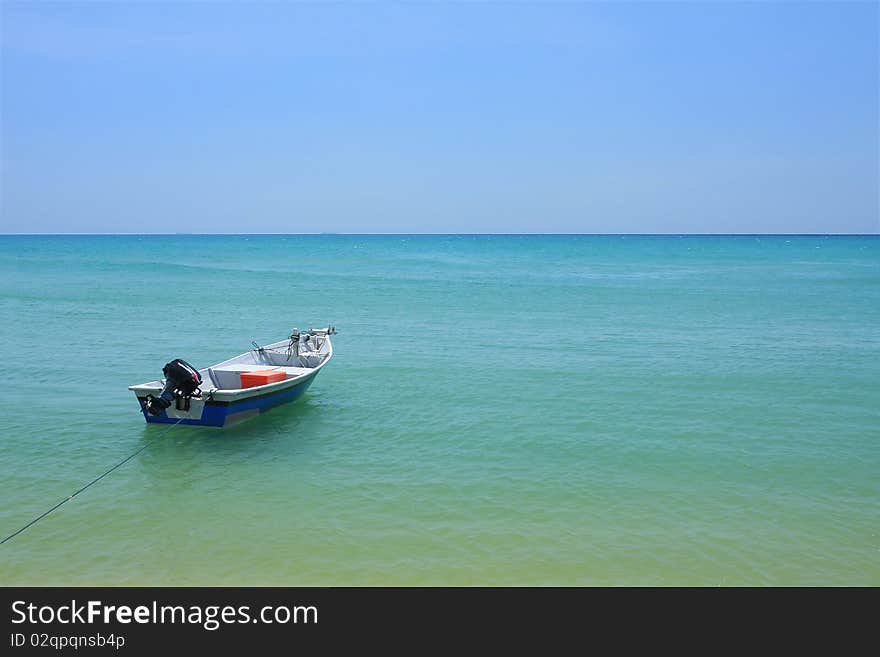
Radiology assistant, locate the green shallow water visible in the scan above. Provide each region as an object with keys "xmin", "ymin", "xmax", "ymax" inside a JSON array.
[{"xmin": 0, "ymin": 234, "xmax": 878, "ymax": 585}]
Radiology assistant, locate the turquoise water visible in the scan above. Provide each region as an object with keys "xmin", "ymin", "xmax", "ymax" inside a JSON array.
[{"xmin": 0, "ymin": 235, "xmax": 878, "ymax": 585}]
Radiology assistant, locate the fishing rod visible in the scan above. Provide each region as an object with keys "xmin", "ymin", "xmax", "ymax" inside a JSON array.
[{"xmin": 1, "ymin": 419, "xmax": 184, "ymax": 545}]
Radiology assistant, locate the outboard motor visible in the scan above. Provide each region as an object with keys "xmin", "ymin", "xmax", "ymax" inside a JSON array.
[{"xmin": 143, "ymin": 358, "xmax": 202, "ymax": 416}]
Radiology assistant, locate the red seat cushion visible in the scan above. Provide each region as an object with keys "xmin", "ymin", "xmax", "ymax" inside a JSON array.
[{"xmin": 240, "ymin": 370, "xmax": 286, "ymax": 388}]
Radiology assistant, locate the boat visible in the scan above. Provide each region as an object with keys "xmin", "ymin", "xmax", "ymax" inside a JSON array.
[{"xmin": 129, "ymin": 327, "xmax": 336, "ymax": 427}]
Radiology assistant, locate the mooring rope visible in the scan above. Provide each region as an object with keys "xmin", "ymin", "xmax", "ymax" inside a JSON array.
[{"xmin": 1, "ymin": 419, "xmax": 184, "ymax": 545}]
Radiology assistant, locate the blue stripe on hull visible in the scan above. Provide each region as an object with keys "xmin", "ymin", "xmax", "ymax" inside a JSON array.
[{"xmin": 139, "ymin": 374, "xmax": 317, "ymax": 427}]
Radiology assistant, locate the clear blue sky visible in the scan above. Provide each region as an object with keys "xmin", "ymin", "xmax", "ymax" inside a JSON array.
[{"xmin": 1, "ymin": 1, "xmax": 877, "ymax": 234}]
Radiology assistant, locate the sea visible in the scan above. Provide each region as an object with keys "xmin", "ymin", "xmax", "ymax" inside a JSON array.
[{"xmin": 0, "ymin": 234, "xmax": 877, "ymax": 585}]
